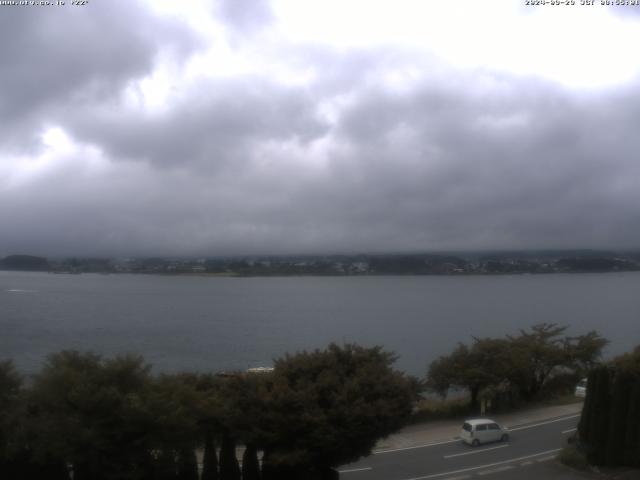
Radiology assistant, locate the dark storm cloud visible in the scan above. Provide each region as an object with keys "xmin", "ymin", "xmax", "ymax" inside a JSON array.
[
  {"xmin": 308, "ymin": 75, "xmax": 640, "ymax": 251},
  {"xmin": 2, "ymin": 3, "xmax": 640, "ymax": 256},
  {"xmin": 0, "ymin": 0, "xmax": 200, "ymax": 151},
  {"xmin": 5, "ymin": 62, "xmax": 640, "ymax": 256}
]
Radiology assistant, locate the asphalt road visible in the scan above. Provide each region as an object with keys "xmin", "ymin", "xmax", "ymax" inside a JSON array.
[{"xmin": 339, "ymin": 414, "xmax": 580, "ymax": 480}]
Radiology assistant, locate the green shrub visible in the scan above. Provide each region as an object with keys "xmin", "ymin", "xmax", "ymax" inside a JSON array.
[{"xmin": 559, "ymin": 446, "xmax": 589, "ymax": 470}]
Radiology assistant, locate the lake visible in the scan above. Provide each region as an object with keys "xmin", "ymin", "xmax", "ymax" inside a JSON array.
[{"xmin": 1, "ymin": 271, "xmax": 639, "ymax": 376}]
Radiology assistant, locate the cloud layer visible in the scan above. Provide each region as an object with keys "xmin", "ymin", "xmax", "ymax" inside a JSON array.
[{"xmin": 2, "ymin": 0, "xmax": 640, "ymax": 256}]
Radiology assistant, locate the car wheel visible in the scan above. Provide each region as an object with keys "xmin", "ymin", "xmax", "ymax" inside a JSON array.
[
  {"xmin": 472, "ymin": 439, "xmax": 480, "ymax": 447},
  {"xmin": 501, "ymin": 434, "xmax": 509, "ymax": 442}
]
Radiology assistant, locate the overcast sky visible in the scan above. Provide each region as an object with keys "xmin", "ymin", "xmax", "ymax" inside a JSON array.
[{"xmin": 2, "ymin": 0, "xmax": 640, "ymax": 257}]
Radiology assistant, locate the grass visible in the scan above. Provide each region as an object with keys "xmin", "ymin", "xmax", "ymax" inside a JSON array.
[{"xmin": 558, "ymin": 445, "xmax": 589, "ymax": 471}]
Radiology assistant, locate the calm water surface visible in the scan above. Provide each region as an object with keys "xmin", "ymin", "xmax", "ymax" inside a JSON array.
[{"xmin": 1, "ymin": 271, "xmax": 639, "ymax": 375}]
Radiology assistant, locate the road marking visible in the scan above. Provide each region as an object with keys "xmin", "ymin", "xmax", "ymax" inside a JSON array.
[
  {"xmin": 509, "ymin": 414, "xmax": 580, "ymax": 432},
  {"xmin": 338, "ymin": 466, "xmax": 372, "ymax": 474},
  {"xmin": 536, "ymin": 455, "xmax": 556, "ymax": 462},
  {"xmin": 400, "ymin": 448, "xmax": 562, "ymax": 480},
  {"xmin": 443, "ymin": 444, "xmax": 509, "ymax": 459},
  {"xmin": 520, "ymin": 461, "xmax": 533, "ymax": 466},
  {"xmin": 374, "ymin": 438, "xmax": 459, "ymax": 454},
  {"xmin": 374, "ymin": 414, "xmax": 579, "ymax": 456},
  {"xmin": 477, "ymin": 465, "xmax": 514, "ymax": 476},
  {"xmin": 441, "ymin": 476, "xmax": 471, "ymax": 480},
  {"xmin": 562, "ymin": 428, "xmax": 577, "ymax": 434}
]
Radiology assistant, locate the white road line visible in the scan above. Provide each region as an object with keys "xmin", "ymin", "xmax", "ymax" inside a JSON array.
[
  {"xmin": 509, "ymin": 414, "xmax": 580, "ymax": 432},
  {"xmin": 443, "ymin": 444, "xmax": 509, "ymax": 459},
  {"xmin": 562, "ymin": 428, "xmax": 577, "ymax": 434},
  {"xmin": 441, "ymin": 476, "xmax": 471, "ymax": 480},
  {"xmin": 520, "ymin": 461, "xmax": 533, "ymax": 466},
  {"xmin": 536, "ymin": 455, "xmax": 556, "ymax": 462},
  {"xmin": 477, "ymin": 465, "xmax": 514, "ymax": 476},
  {"xmin": 338, "ymin": 466, "xmax": 373, "ymax": 474},
  {"xmin": 374, "ymin": 438, "xmax": 459, "ymax": 454},
  {"xmin": 400, "ymin": 448, "xmax": 562, "ymax": 480}
]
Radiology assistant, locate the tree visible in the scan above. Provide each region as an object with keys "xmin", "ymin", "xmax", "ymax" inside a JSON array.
[
  {"xmin": 201, "ymin": 431, "xmax": 219, "ymax": 480},
  {"xmin": 218, "ymin": 433, "xmax": 240, "ymax": 480},
  {"xmin": 28, "ymin": 351, "xmax": 157, "ymax": 480},
  {"xmin": 578, "ymin": 345, "xmax": 640, "ymax": 468},
  {"xmin": 506, "ymin": 323, "xmax": 606, "ymax": 400},
  {"xmin": 427, "ymin": 338, "xmax": 515, "ymax": 411},
  {"xmin": 258, "ymin": 343, "xmax": 416, "ymax": 477},
  {"xmin": 507, "ymin": 323, "xmax": 572, "ymax": 400},
  {"xmin": 0, "ymin": 360, "xmax": 26, "ymax": 479},
  {"xmin": 241, "ymin": 444, "xmax": 260, "ymax": 480},
  {"xmin": 605, "ymin": 371, "xmax": 633, "ymax": 465},
  {"xmin": 427, "ymin": 324, "xmax": 608, "ymax": 408},
  {"xmin": 565, "ymin": 330, "xmax": 609, "ymax": 377},
  {"xmin": 623, "ymin": 381, "xmax": 640, "ymax": 466},
  {"xmin": 176, "ymin": 448, "xmax": 198, "ymax": 480},
  {"xmin": 0, "ymin": 254, "xmax": 49, "ymax": 271}
]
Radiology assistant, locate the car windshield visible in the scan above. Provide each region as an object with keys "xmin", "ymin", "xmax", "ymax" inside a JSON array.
[{"xmin": 462, "ymin": 423, "xmax": 472, "ymax": 432}]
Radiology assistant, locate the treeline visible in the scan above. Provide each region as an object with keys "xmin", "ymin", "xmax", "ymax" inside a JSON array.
[
  {"xmin": 0, "ymin": 255, "xmax": 50, "ymax": 271},
  {"xmin": 578, "ymin": 346, "xmax": 640, "ymax": 468},
  {"xmin": 0, "ymin": 344, "xmax": 418, "ymax": 480},
  {"xmin": 3, "ymin": 251, "xmax": 640, "ymax": 275},
  {"xmin": 426, "ymin": 323, "xmax": 608, "ymax": 411}
]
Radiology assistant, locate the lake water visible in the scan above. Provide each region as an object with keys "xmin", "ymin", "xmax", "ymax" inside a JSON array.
[{"xmin": 1, "ymin": 271, "xmax": 639, "ymax": 376}]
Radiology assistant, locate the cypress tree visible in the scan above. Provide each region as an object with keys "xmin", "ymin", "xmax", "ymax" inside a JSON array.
[
  {"xmin": 623, "ymin": 380, "xmax": 640, "ymax": 467},
  {"xmin": 177, "ymin": 448, "xmax": 198, "ymax": 480},
  {"xmin": 578, "ymin": 369, "xmax": 597, "ymax": 442},
  {"xmin": 241, "ymin": 444, "xmax": 260, "ymax": 480},
  {"xmin": 218, "ymin": 434, "xmax": 240, "ymax": 480},
  {"xmin": 587, "ymin": 366, "xmax": 611, "ymax": 465},
  {"xmin": 156, "ymin": 449, "xmax": 178, "ymax": 480},
  {"xmin": 18, "ymin": 454, "xmax": 70, "ymax": 480},
  {"xmin": 605, "ymin": 372, "xmax": 632, "ymax": 465},
  {"xmin": 260, "ymin": 451, "xmax": 274, "ymax": 480},
  {"xmin": 201, "ymin": 432, "xmax": 219, "ymax": 480}
]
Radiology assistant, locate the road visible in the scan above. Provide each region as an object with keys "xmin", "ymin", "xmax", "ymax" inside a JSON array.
[{"xmin": 339, "ymin": 414, "xmax": 580, "ymax": 480}]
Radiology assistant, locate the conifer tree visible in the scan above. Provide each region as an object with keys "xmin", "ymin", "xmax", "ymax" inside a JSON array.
[
  {"xmin": 622, "ymin": 378, "xmax": 640, "ymax": 466},
  {"xmin": 177, "ymin": 448, "xmax": 198, "ymax": 480},
  {"xmin": 201, "ymin": 432, "xmax": 219, "ymax": 480},
  {"xmin": 605, "ymin": 372, "xmax": 632, "ymax": 465},
  {"xmin": 241, "ymin": 444, "xmax": 260, "ymax": 480},
  {"xmin": 586, "ymin": 366, "xmax": 611, "ymax": 465},
  {"xmin": 218, "ymin": 434, "xmax": 240, "ymax": 480},
  {"xmin": 577, "ymin": 369, "xmax": 597, "ymax": 442}
]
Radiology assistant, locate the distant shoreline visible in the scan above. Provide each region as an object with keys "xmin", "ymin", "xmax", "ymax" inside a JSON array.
[
  {"xmin": 2, "ymin": 269, "xmax": 640, "ymax": 278},
  {"xmin": 2, "ymin": 251, "xmax": 640, "ymax": 277}
]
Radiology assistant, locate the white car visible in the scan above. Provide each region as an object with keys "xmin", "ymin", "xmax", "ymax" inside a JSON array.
[
  {"xmin": 575, "ymin": 378, "xmax": 587, "ymax": 397},
  {"xmin": 460, "ymin": 419, "xmax": 509, "ymax": 446}
]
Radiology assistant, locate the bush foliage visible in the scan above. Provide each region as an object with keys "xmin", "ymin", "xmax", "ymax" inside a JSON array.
[
  {"xmin": 0, "ymin": 344, "xmax": 415, "ymax": 480},
  {"xmin": 426, "ymin": 323, "xmax": 607, "ymax": 412}
]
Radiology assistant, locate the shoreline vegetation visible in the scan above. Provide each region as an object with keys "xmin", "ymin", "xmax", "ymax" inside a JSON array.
[
  {"xmin": 1, "ymin": 324, "xmax": 627, "ymax": 480},
  {"xmin": 2, "ymin": 250, "xmax": 640, "ymax": 276}
]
